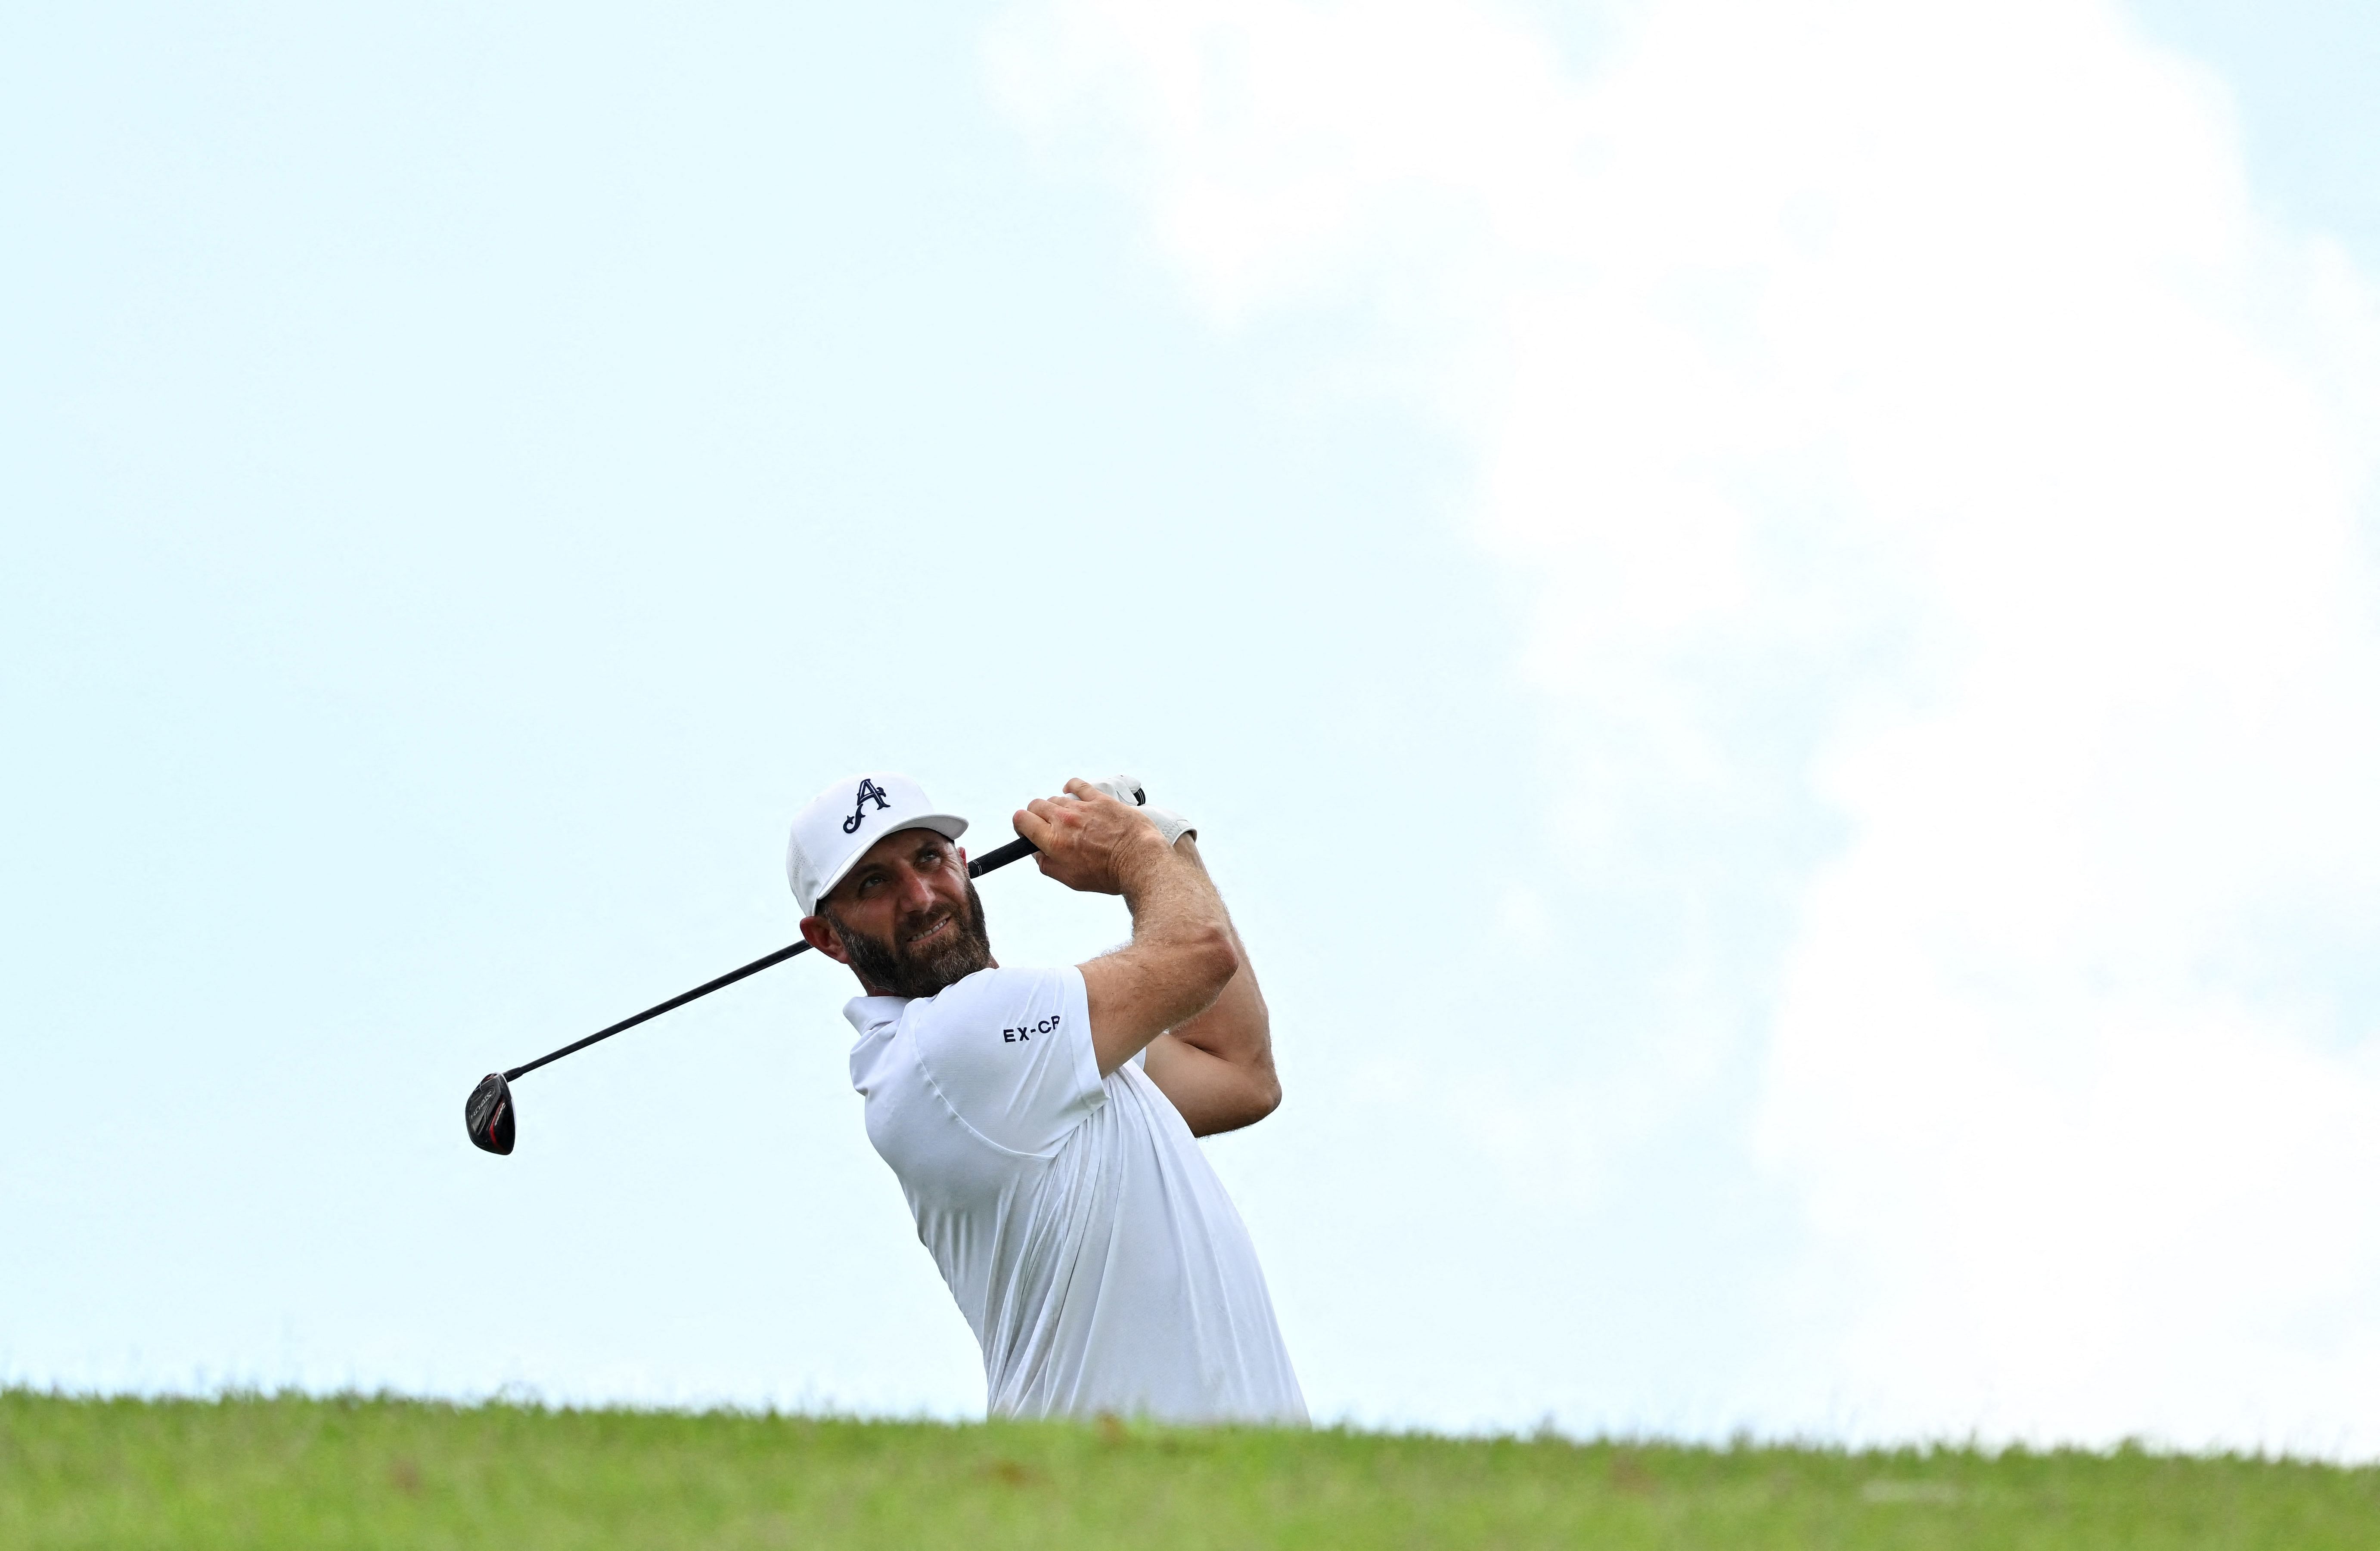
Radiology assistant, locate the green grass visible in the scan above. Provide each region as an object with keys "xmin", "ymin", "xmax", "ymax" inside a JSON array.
[{"xmin": 3, "ymin": 1391, "xmax": 2375, "ymax": 1550}]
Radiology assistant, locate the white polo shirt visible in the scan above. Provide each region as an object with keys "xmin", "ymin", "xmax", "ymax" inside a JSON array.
[{"xmin": 845, "ymin": 964, "xmax": 1306, "ymax": 1424}]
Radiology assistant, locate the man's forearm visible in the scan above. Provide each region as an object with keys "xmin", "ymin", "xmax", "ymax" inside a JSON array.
[
  {"xmin": 1080, "ymin": 828, "xmax": 1238, "ymax": 1076},
  {"xmin": 1159, "ymin": 842, "xmax": 1270, "ymax": 1068},
  {"xmin": 1119, "ymin": 830, "xmax": 1232, "ymax": 961},
  {"xmin": 1141, "ymin": 839, "xmax": 1280, "ymax": 1133}
]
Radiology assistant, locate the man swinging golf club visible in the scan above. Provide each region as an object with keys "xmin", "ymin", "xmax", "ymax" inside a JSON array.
[{"xmin": 788, "ymin": 772, "xmax": 1306, "ymax": 1424}]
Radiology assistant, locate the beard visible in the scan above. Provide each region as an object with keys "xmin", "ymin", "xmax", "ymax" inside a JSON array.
[{"xmin": 823, "ymin": 878, "xmax": 995, "ymax": 999}]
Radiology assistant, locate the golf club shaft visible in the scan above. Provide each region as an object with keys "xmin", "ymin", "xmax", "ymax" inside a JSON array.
[{"xmin": 502, "ymin": 833, "xmax": 1040, "ymax": 1081}]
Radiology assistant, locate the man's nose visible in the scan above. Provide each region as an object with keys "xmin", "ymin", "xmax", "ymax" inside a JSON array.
[{"xmin": 893, "ymin": 867, "xmax": 940, "ymax": 916}]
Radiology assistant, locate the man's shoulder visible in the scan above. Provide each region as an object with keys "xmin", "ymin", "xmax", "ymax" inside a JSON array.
[
  {"xmin": 906, "ymin": 965, "xmax": 1081, "ymax": 1027},
  {"xmin": 899, "ymin": 966, "xmax": 1093, "ymax": 1095},
  {"xmin": 859, "ymin": 962, "xmax": 1104, "ymax": 1163}
]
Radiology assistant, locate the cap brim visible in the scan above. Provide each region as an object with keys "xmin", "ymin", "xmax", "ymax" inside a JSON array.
[{"xmin": 808, "ymin": 813, "xmax": 970, "ymax": 915}]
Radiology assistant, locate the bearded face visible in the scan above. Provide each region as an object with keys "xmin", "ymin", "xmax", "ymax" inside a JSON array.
[{"xmin": 822, "ymin": 876, "xmax": 995, "ymax": 999}]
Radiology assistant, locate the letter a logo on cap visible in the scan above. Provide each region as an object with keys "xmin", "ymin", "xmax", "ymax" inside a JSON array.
[{"xmin": 842, "ymin": 777, "xmax": 892, "ymax": 834}]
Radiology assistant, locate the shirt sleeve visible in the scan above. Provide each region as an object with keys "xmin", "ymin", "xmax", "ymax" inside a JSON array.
[{"xmin": 900, "ymin": 966, "xmax": 1104, "ymax": 1156}]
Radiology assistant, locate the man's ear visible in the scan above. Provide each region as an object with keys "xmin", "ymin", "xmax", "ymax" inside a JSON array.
[{"xmin": 800, "ymin": 914, "xmax": 850, "ymax": 965}]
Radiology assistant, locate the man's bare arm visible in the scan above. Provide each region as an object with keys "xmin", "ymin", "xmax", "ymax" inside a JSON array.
[
  {"xmin": 1142, "ymin": 837, "xmax": 1278, "ymax": 1136},
  {"xmin": 1013, "ymin": 780, "xmax": 1237, "ymax": 1077}
]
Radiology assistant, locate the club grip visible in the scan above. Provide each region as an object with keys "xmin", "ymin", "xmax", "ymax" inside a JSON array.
[{"xmin": 968, "ymin": 836, "xmax": 1038, "ymax": 876}]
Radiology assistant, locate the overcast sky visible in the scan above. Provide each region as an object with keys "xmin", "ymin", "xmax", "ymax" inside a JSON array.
[{"xmin": 6, "ymin": 0, "xmax": 2380, "ymax": 1455}]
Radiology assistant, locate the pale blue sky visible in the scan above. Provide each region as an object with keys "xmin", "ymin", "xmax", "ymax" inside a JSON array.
[{"xmin": 5, "ymin": 2, "xmax": 2379, "ymax": 1446}]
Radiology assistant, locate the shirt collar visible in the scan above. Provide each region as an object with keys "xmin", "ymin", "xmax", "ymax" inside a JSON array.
[{"xmin": 843, "ymin": 994, "xmax": 909, "ymax": 1034}]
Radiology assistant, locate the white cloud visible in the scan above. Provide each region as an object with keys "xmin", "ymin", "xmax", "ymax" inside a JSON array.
[{"xmin": 992, "ymin": 0, "xmax": 2380, "ymax": 1449}]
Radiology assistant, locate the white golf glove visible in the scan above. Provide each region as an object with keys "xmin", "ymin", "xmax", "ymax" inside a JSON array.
[{"xmin": 1092, "ymin": 774, "xmax": 1196, "ymax": 847}]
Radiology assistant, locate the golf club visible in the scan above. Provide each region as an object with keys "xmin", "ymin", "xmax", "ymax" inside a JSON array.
[{"xmin": 466, "ymin": 787, "xmax": 1144, "ymax": 1155}]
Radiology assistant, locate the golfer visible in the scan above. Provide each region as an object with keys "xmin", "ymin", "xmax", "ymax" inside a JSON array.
[{"xmin": 787, "ymin": 772, "xmax": 1305, "ymax": 1424}]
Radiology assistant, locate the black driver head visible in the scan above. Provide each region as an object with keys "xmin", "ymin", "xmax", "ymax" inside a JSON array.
[{"xmin": 465, "ymin": 1072, "xmax": 515, "ymax": 1155}]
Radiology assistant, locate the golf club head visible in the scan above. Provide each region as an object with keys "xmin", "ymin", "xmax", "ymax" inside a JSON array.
[{"xmin": 465, "ymin": 1072, "xmax": 515, "ymax": 1155}]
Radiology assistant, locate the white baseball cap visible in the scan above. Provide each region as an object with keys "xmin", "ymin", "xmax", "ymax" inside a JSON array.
[{"xmin": 786, "ymin": 772, "xmax": 970, "ymax": 917}]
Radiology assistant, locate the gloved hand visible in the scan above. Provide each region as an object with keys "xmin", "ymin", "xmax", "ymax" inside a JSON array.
[{"xmin": 1092, "ymin": 774, "xmax": 1196, "ymax": 847}]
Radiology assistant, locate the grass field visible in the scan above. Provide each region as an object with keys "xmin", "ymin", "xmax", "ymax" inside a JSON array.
[{"xmin": 4, "ymin": 1391, "xmax": 2376, "ymax": 1549}]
